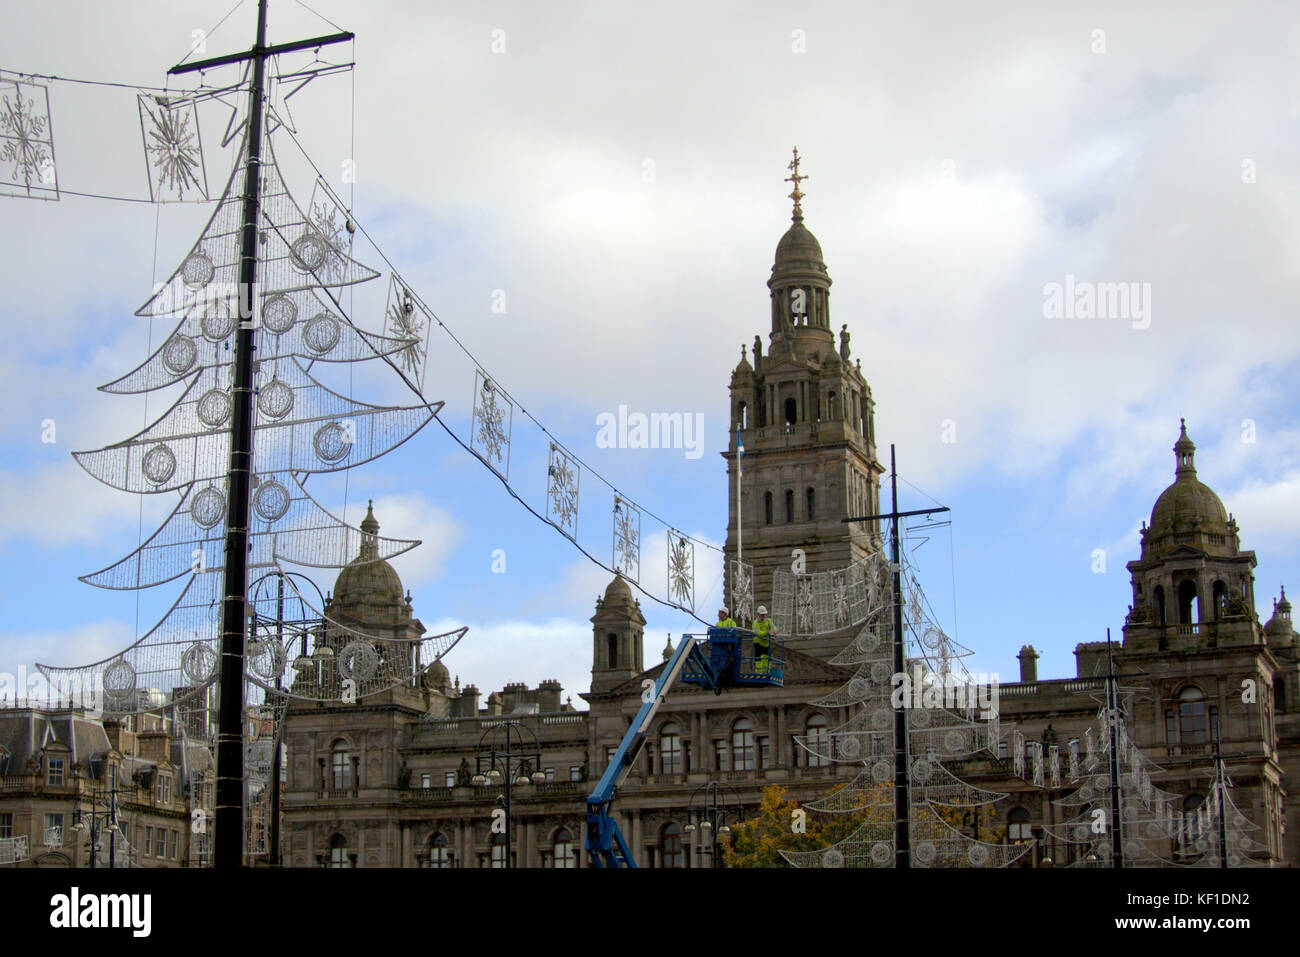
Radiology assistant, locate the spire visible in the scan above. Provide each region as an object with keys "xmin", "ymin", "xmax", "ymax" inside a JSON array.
[
  {"xmin": 1173, "ymin": 418, "xmax": 1196, "ymax": 477},
  {"xmin": 359, "ymin": 499, "xmax": 379, "ymax": 559},
  {"xmin": 785, "ymin": 146, "xmax": 807, "ymax": 222}
]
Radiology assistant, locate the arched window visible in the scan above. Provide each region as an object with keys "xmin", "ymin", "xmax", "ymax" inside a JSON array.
[
  {"xmin": 784, "ymin": 397, "xmax": 797, "ymax": 427},
  {"xmin": 331, "ymin": 740, "xmax": 352, "ymax": 790},
  {"xmin": 764, "ymin": 491, "xmax": 773, "ymax": 526},
  {"xmin": 731, "ymin": 719, "xmax": 755, "ymax": 771},
  {"xmin": 1178, "ymin": 579, "xmax": 1198, "ymax": 625},
  {"xmin": 806, "ymin": 488, "xmax": 815, "ymax": 522},
  {"xmin": 553, "ymin": 828, "xmax": 577, "ymax": 868},
  {"xmin": 805, "ymin": 714, "xmax": 830, "ymax": 768},
  {"xmin": 328, "ymin": 833, "xmax": 351, "ymax": 868},
  {"xmin": 661, "ymin": 823, "xmax": 684, "ymax": 868},
  {"xmin": 426, "ymin": 832, "xmax": 451, "ymax": 869},
  {"xmin": 1213, "ymin": 580, "xmax": 1228, "ymax": 618},
  {"xmin": 1153, "ymin": 586, "xmax": 1166, "ymax": 626},
  {"xmin": 738, "ymin": 401, "xmax": 747, "ymax": 431},
  {"xmin": 660, "ymin": 723, "xmax": 682, "ymax": 775},
  {"xmin": 1007, "ymin": 808, "xmax": 1032, "ymax": 844},
  {"xmin": 1176, "ymin": 686, "xmax": 1218, "ymax": 745},
  {"xmin": 490, "ymin": 832, "xmax": 509, "ymax": 868},
  {"xmin": 607, "ymin": 633, "xmax": 619, "ymax": 670},
  {"xmin": 0, "ymin": 746, "xmax": 9, "ymax": 777},
  {"xmin": 785, "ymin": 489, "xmax": 794, "ymax": 524},
  {"xmin": 828, "ymin": 391, "xmax": 837, "ymax": 420}
]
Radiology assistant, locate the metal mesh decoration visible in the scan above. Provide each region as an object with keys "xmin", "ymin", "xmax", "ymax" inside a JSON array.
[
  {"xmin": 546, "ymin": 443, "xmax": 580, "ymax": 539},
  {"xmin": 469, "ymin": 370, "xmax": 512, "ymax": 480},
  {"xmin": 666, "ymin": 531, "xmax": 694, "ymax": 611},
  {"xmin": 137, "ymin": 94, "xmax": 207, "ymax": 202},
  {"xmin": 0, "ymin": 77, "xmax": 58, "ymax": 200},
  {"xmin": 42, "ymin": 125, "xmax": 464, "ymax": 717},
  {"xmin": 772, "ymin": 555, "xmax": 880, "ymax": 637},
  {"xmin": 729, "ymin": 560, "xmax": 754, "ymax": 626},
  {"xmin": 337, "ymin": 641, "xmax": 379, "ymax": 682},
  {"xmin": 612, "ymin": 496, "xmax": 641, "ymax": 583},
  {"xmin": 0, "ymin": 835, "xmax": 29, "ymax": 865},
  {"xmin": 302, "ymin": 181, "xmax": 356, "ymax": 285},
  {"xmin": 383, "ymin": 273, "xmax": 428, "ymax": 388}
]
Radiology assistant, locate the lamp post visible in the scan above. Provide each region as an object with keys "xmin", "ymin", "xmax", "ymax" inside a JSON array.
[
  {"xmin": 471, "ymin": 721, "xmax": 546, "ymax": 868},
  {"xmin": 682, "ymin": 781, "xmax": 744, "ymax": 868},
  {"xmin": 74, "ymin": 784, "xmax": 122, "ymax": 869}
]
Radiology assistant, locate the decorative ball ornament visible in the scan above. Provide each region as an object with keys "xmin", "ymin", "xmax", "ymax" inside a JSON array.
[
  {"xmin": 1078, "ymin": 786, "xmax": 1093, "ymax": 801},
  {"xmin": 1144, "ymin": 821, "xmax": 1163, "ymax": 838},
  {"xmin": 821, "ymin": 848, "xmax": 844, "ymax": 868},
  {"xmin": 197, "ymin": 299, "xmax": 234, "ymax": 342},
  {"xmin": 262, "ymin": 294, "xmax": 298, "ymax": 334},
  {"xmin": 181, "ymin": 250, "xmax": 215, "ymax": 288},
  {"xmin": 857, "ymin": 631, "xmax": 879, "ymax": 654},
  {"xmin": 838, "ymin": 736, "xmax": 862, "ymax": 760},
  {"xmin": 872, "ymin": 708, "xmax": 892, "ymax": 730},
  {"xmin": 197, "ymin": 388, "xmax": 232, "ymax": 427},
  {"xmin": 1073, "ymin": 824, "xmax": 1090, "ymax": 841},
  {"xmin": 912, "ymin": 758, "xmax": 934, "ymax": 783},
  {"xmin": 337, "ymin": 640, "xmax": 379, "ymax": 682},
  {"xmin": 923, "ymin": 626, "xmax": 945, "ymax": 650},
  {"xmin": 914, "ymin": 841, "xmax": 937, "ymax": 866},
  {"xmin": 142, "ymin": 444, "xmax": 176, "ymax": 485},
  {"xmin": 191, "ymin": 486, "xmax": 226, "ymax": 528},
  {"xmin": 870, "ymin": 661, "xmax": 892, "ymax": 683},
  {"xmin": 911, "ymin": 707, "xmax": 931, "ymax": 728},
  {"xmin": 181, "ymin": 642, "xmax": 217, "ymax": 683},
  {"xmin": 290, "ymin": 232, "xmax": 329, "ymax": 272},
  {"xmin": 848, "ymin": 677, "xmax": 869, "ymax": 699},
  {"xmin": 869, "ymin": 842, "xmax": 892, "ymax": 866},
  {"xmin": 313, "ymin": 421, "xmax": 352, "ymax": 463},
  {"xmin": 249, "ymin": 640, "xmax": 286, "ymax": 680},
  {"xmin": 257, "ymin": 379, "xmax": 294, "ymax": 420},
  {"xmin": 163, "ymin": 335, "xmax": 198, "ymax": 374},
  {"xmin": 103, "ymin": 659, "xmax": 136, "ymax": 699},
  {"xmin": 968, "ymin": 843, "xmax": 990, "ymax": 867},
  {"xmin": 253, "ymin": 480, "xmax": 291, "ymax": 523},
  {"xmin": 1228, "ymin": 852, "xmax": 1242, "ymax": 866},
  {"xmin": 944, "ymin": 730, "xmax": 965, "ymax": 754},
  {"xmin": 871, "ymin": 760, "xmax": 891, "ymax": 784},
  {"xmin": 303, "ymin": 313, "xmax": 341, "ymax": 354}
]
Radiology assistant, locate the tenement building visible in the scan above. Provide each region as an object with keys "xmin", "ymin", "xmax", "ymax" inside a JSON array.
[{"xmin": 279, "ymin": 169, "xmax": 1297, "ymax": 867}]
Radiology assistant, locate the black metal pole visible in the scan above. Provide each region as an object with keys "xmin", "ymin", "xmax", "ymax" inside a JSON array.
[
  {"xmin": 504, "ymin": 729, "xmax": 513, "ymax": 869},
  {"xmin": 889, "ymin": 445, "xmax": 910, "ymax": 868},
  {"xmin": 269, "ymin": 574, "xmax": 284, "ymax": 866},
  {"xmin": 109, "ymin": 786, "xmax": 116, "ymax": 869},
  {"xmin": 1105, "ymin": 632, "xmax": 1123, "ymax": 868},
  {"xmin": 213, "ymin": 0, "xmax": 269, "ymax": 870},
  {"xmin": 1214, "ymin": 724, "xmax": 1228, "ymax": 869}
]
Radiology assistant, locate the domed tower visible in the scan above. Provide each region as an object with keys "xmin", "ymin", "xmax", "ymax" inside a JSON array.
[
  {"xmin": 1123, "ymin": 421, "xmax": 1258, "ymax": 653},
  {"xmin": 589, "ymin": 574, "xmax": 645, "ymax": 695},
  {"xmin": 723, "ymin": 148, "xmax": 883, "ymax": 658}
]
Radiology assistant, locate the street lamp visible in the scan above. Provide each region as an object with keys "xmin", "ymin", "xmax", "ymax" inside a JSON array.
[
  {"xmin": 473, "ymin": 721, "xmax": 545, "ymax": 868},
  {"xmin": 684, "ymin": 781, "xmax": 744, "ymax": 868},
  {"xmin": 74, "ymin": 783, "xmax": 122, "ymax": 869}
]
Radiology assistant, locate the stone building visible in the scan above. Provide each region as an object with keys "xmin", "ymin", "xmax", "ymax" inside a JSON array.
[{"xmin": 278, "ymin": 172, "xmax": 1298, "ymax": 867}]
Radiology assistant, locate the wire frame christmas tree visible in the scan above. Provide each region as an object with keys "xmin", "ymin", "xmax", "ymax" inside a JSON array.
[
  {"xmin": 782, "ymin": 544, "xmax": 1029, "ymax": 868},
  {"xmin": 38, "ymin": 122, "xmax": 463, "ymax": 718}
]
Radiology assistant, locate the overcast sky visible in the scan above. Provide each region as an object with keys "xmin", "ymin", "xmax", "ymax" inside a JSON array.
[{"xmin": 1, "ymin": 1, "xmax": 1297, "ymax": 705}]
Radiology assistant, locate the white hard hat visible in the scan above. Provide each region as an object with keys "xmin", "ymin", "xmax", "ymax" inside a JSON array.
[
  {"xmin": 719, "ymin": 605, "xmax": 729, "ymax": 615},
  {"xmin": 757, "ymin": 605, "xmax": 768, "ymax": 615}
]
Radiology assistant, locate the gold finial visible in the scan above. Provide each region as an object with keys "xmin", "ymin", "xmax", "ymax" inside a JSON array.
[{"xmin": 785, "ymin": 146, "xmax": 807, "ymax": 221}]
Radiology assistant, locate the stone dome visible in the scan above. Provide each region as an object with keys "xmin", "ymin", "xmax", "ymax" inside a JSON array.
[
  {"xmin": 603, "ymin": 573, "xmax": 632, "ymax": 602},
  {"xmin": 774, "ymin": 219, "xmax": 825, "ymax": 270},
  {"xmin": 1147, "ymin": 421, "xmax": 1230, "ymax": 539},
  {"xmin": 423, "ymin": 658, "xmax": 451, "ymax": 691},
  {"xmin": 331, "ymin": 501, "xmax": 405, "ymax": 611}
]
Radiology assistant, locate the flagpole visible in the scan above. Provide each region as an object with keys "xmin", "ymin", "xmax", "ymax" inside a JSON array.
[{"xmin": 736, "ymin": 428, "xmax": 743, "ymax": 619}]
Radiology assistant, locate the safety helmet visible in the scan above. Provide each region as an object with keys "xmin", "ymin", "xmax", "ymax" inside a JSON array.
[
  {"xmin": 719, "ymin": 606, "xmax": 729, "ymax": 616},
  {"xmin": 757, "ymin": 605, "xmax": 768, "ymax": 616}
]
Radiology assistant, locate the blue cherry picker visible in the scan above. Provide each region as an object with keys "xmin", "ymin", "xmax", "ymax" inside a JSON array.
[{"xmin": 584, "ymin": 624, "xmax": 785, "ymax": 867}]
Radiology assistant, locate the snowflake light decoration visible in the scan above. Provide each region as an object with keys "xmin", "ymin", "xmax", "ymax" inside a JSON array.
[
  {"xmin": 612, "ymin": 496, "xmax": 641, "ymax": 583},
  {"xmin": 470, "ymin": 370, "xmax": 512, "ymax": 479},
  {"xmin": 302, "ymin": 181, "xmax": 355, "ymax": 283},
  {"xmin": 666, "ymin": 531, "xmax": 694, "ymax": 611},
  {"xmin": 383, "ymin": 273, "xmax": 428, "ymax": 388},
  {"xmin": 0, "ymin": 78, "xmax": 57, "ymax": 199},
  {"xmin": 730, "ymin": 560, "xmax": 754, "ymax": 626},
  {"xmin": 138, "ymin": 94, "xmax": 207, "ymax": 202},
  {"xmin": 546, "ymin": 443, "xmax": 580, "ymax": 539}
]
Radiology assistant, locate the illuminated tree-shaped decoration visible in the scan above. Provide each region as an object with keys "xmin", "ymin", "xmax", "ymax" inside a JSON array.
[
  {"xmin": 782, "ymin": 546, "xmax": 1029, "ymax": 868},
  {"xmin": 667, "ymin": 531, "xmax": 695, "ymax": 612},
  {"xmin": 0, "ymin": 76, "xmax": 58, "ymax": 200},
  {"xmin": 470, "ymin": 370, "xmax": 512, "ymax": 479},
  {"xmin": 38, "ymin": 124, "xmax": 464, "ymax": 717},
  {"xmin": 612, "ymin": 497, "xmax": 641, "ymax": 583}
]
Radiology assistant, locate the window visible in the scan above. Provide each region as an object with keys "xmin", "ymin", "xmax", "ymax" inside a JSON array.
[
  {"xmin": 661, "ymin": 823, "xmax": 684, "ymax": 869},
  {"xmin": 1178, "ymin": 687, "xmax": 1209, "ymax": 745},
  {"xmin": 998, "ymin": 740, "xmax": 1008, "ymax": 760},
  {"xmin": 732, "ymin": 719, "xmax": 755, "ymax": 771},
  {"xmin": 758, "ymin": 735, "xmax": 771, "ymax": 770},
  {"xmin": 738, "ymin": 401, "xmax": 747, "ymax": 430},
  {"xmin": 785, "ymin": 489, "xmax": 794, "ymax": 524},
  {"xmin": 660, "ymin": 723, "xmax": 683, "ymax": 774},
  {"xmin": 764, "ymin": 491, "xmax": 773, "ymax": 525},
  {"xmin": 1153, "ymin": 586, "xmax": 1166, "ymax": 626},
  {"xmin": 713, "ymin": 739, "xmax": 727, "ymax": 772},
  {"xmin": 426, "ymin": 833, "xmax": 452, "ymax": 869},
  {"xmin": 1165, "ymin": 709, "xmax": 1178, "ymax": 745},
  {"xmin": 490, "ymin": 833, "xmax": 509, "ymax": 868},
  {"xmin": 545, "ymin": 767, "xmax": 555, "ymax": 783},
  {"xmin": 607, "ymin": 633, "xmax": 619, "ymax": 670},
  {"xmin": 45, "ymin": 814, "xmax": 64, "ymax": 847},
  {"xmin": 1008, "ymin": 808, "xmax": 1031, "ymax": 843},
  {"xmin": 0, "ymin": 813, "xmax": 11, "ymax": 839},
  {"xmin": 553, "ymin": 828, "xmax": 577, "ymax": 868},
  {"xmin": 605, "ymin": 747, "xmax": 617, "ymax": 768},
  {"xmin": 169, "ymin": 830, "xmax": 179, "ymax": 860},
  {"xmin": 420, "ymin": 773, "xmax": 431, "ymax": 789},
  {"xmin": 570, "ymin": 766, "xmax": 581, "ymax": 782},
  {"xmin": 806, "ymin": 488, "xmax": 815, "ymax": 522},
  {"xmin": 145, "ymin": 826, "xmax": 154, "ymax": 857},
  {"xmin": 784, "ymin": 397, "xmax": 797, "ymax": 427},
  {"xmin": 331, "ymin": 740, "xmax": 353, "ymax": 790},
  {"xmin": 157, "ymin": 774, "xmax": 172, "ymax": 805},
  {"xmin": 328, "ymin": 834, "xmax": 351, "ymax": 868},
  {"xmin": 805, "ymin": 715, "xmax": 830, "ymax": 767},
  {"xmin": 1178, "ymin": 579, "xmax": 1198, "ymax": 625},
  {"xmin": 47, "ymin": 756, "xmax": 64, "ymax": 786}
]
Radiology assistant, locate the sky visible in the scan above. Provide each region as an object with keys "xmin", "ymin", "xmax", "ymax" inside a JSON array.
[{"xmin": 0, "ymin": 0, "xmax": 1297, "ymax": 707}]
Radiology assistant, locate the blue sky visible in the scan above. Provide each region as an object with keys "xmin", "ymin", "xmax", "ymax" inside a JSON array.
[{"xmin": 1, "ymin": 1, "xmax": 1297, "ymax": 705}]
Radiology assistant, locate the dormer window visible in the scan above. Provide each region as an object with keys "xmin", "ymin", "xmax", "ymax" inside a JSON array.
[{"xmin": 47, "ymin": 756, "xmax": 65, "ymax": 786}]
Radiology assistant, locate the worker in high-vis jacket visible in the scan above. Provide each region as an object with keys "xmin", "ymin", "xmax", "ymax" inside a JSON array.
[
  {"xmin": 753, "ymin": 605, "xmax": 774, "ymax": 673},
  {"xmin": 715, "ymin": 605, "xmax": 737, "ymax": 628}
]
